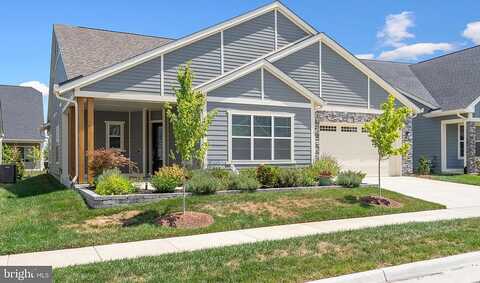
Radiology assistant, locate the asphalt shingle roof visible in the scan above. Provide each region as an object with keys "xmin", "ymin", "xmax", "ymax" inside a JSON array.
[
  {"xmin": 362, "ymin": 59, "xmax": 439, "ymax": 108},
  {"xmin": 0, "ymin": 85, "xmax": 44, "ymax": 140},
  {"xmin": 54, "ymin": 24, "xmax": 174, "ymax": 81},
  {"xmin": 410, "ymin": 45, "xmax": 480, "ymax": 111}
]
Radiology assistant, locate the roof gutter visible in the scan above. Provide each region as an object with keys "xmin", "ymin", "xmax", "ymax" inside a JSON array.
[
  {"xmin": 423, "ymin": 108, "xmax": 471, "ymax": 118},
  {"xmin": 53, "ymin": 84, "xmax": 78, "ymax": 185}
]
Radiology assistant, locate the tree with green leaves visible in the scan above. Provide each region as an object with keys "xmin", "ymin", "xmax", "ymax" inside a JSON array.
[
  {"xmin": 364, "ymin": 95, "xmax": 411, "ymax": 195},
  {"xmin": 165, "ymin": 63, "xmax": 217, "ymax": 213},
  {"xmin": 29, "ymin": 146, "xmax": 42, "ymax": 169},
  {"xmin": 165, "ymin": 63, "xmax": 217, "ymax": 168}
]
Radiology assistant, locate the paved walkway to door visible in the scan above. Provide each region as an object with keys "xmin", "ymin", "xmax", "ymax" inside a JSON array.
[
  {"xmin": 2, "ymin": 205, "xmax": 480, "ymax": 268},
  {"xmin": 364, "ymin": 176, "xmax": 480, "ymax": 208}
]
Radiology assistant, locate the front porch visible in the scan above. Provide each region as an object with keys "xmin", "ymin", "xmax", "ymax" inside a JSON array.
[{"xmin": 69, "ymin": 97, "xmax": 178, "ymax": 184}]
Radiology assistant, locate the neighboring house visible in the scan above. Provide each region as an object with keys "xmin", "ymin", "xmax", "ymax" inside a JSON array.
[
  {"xmin": 48, "ymin": 1, "xmax": 423, "ymax": 186},
  {"xmin": 364, "ymin": 46, "xmax": 480, "ymax": 173},
  {"xmin": 0, "ymin": 85, "xmax": 45, "ymax": 170}
]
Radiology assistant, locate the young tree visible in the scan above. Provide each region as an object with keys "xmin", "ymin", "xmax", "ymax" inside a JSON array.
[
  {"xmin": 29, "ymin": 146, "xmax": 42, "ymax": 169},
  {"xmin": 364, "ymin": 95, "xmax": 411, "ymax": 195},
  {"xmin": 165, "ymin": 63, "xmax": 217, "ymax": 167},
  {"xmin": 165, "ymin": 63, "xmax": 217, "ymax": 213}
]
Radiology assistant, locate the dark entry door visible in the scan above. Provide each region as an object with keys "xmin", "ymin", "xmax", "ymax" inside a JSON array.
[{"xmin": 151, "ymin": 122, "xmax": 163, "ymax": 174}]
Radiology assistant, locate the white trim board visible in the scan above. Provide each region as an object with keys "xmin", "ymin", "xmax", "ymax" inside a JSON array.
[
  {"xmin": 56, "ymin": 2, "xmax": 316, "ymax": 94},
  {"xmin": 207, "ymin": 97, "xmax": 311, "ymax": 108},
  {"xmin": 77, "ymin": 91, "xmax": 176, "ymax": 103}
]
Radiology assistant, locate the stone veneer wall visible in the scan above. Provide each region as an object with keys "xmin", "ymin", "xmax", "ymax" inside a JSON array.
[
  {"xmin": 466, "ymin": 121, "xmax": 477, "ymax": 173},
  {"xmin": 314, "ymin": 111, "xmax": 413, "ymax": 175}
]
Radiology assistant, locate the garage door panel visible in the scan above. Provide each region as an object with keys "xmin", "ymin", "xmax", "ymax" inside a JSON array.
[{"xmin": 318, "ymin": 123, "xmax": 400, "ymax": 176}]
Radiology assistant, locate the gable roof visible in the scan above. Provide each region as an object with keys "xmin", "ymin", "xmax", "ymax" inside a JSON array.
[
  {"xmin": 410, "ymin": 45, "xmax": 480, "ymax": 111},
  {"xmin": 362, "ymin": 59, "xmax": 439, "ymax": 109},
  {"xmin": 56, "ymin": 1, "xmax": 317, "ymax": 94},
  {"xmin": 362, "ymin": 45, "xmax": 480, "ymax": 112},
  {"xmin": 0, "ymin": 85, "xmax": 44, "ymax": 141},
  {"xmin": 54, "ymin": 24, "xmax": 173, "ymax": 80}
]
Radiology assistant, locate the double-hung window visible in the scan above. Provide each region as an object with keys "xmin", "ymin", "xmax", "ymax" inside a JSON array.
[
  {"xmin": 459, "ymin": 124, "xmax": 465, "ymax": 159},
  {"xmin": 230, "ymin": 112, "xmax": 293, "ymax": 163},
  {"xmin": 106, "ymin": 121, "xmax": 124, "ymax": 151}
]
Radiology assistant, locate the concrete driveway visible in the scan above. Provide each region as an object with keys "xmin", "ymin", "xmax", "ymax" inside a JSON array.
[{"xmin": 364, "ymin": 176, "xmax": 480, "ymax": 208}]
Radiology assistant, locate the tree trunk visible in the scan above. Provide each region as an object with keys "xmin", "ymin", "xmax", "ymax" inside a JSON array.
[
  {"xmin": 181, "ymin": 160, "xmax": 193, "ymax": 215},
  {"xmin": 378, "ymin": 154, "xmax": 382, "ymax": 198}
]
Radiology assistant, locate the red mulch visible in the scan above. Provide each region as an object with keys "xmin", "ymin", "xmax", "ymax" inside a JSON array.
[
  {"xmin": 360, "ymin": 196, "xmax": 403, "ymax": 208},
  {"xmin": 156, "ymin": 211, "xmax": 214, "ymax": 229}
]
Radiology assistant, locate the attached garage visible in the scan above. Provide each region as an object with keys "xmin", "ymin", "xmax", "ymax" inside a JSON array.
[{"xmin": 317, "ymin": 123, "xmax": 402, "ymax": 176}]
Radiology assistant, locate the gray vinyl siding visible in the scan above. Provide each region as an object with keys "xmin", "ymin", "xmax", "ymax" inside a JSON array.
[
  {"xmin": 164, "ymin": 33, "xmax": 221, "ymax": 96},
  {"xmin": 369, "ymin": 80, "xmax": 389, "ymax": 109},
  {"xmin": 130, "ymin": 111, "xmax": 144, "ymax": 172},
  {"xmin": 206, "ymin": 102, "xmax": 311, "ymax": 167},
  {"xmin": 273, "ymin": 42, "xmax": 319, "ymax": 97},
  {"xmin": 208, "ymin": 70, "xmax": 261, "ymax": 99},
  {"xmin": 474, "ymin": 103, "xmax": 480, "ymax": 118},
  {"xmin": 223, "ymin": 12, "xmax": 275, "ymax": 73},
  {"xmin": 82, "ymin": 57, "xmax": 162, "ymax": 93},
  {"xmin": 276, "ymin": 11, "xmax": 309, "ymax": 49},
  {"xmin": 446, "ymin": 123, "xmax": 463, "ymax": 169},
  {"xmin": 263, "ymin": 71, "xmax": 309, "ymax": 103},
  {"xmin": 412, "ymin": 114, "xmax": 460, "ymax": 173},
  {"xmin": 321, "ymin": 43, "xmax": 368, "ymax": 107}
]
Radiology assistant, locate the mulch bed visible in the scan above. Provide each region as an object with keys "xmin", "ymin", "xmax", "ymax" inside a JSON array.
[
  {"xmin": 156, "ymin": 211, "xmax": 214, "ymax": 229},
  {"xmin": 360, "ymin": 196, "xmax": 403, "ymax": 208}
]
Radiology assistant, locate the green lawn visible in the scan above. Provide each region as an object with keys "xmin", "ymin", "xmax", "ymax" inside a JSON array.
[
  {"xmin": 54, "ymin": 217, "xmax": 480, "ymax": 282},
  {"xmin": 0, "ymin": 174, "xmax": 443, "ymax": 255},
  {"xmin": 430, "ymin": 174, "xmax": 480, "ymax": 186}
]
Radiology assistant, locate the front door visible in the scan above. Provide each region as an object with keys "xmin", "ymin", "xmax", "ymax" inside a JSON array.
[{"xmin": 151, "ymin": 122, "xmax": 163, "ymax": 174}]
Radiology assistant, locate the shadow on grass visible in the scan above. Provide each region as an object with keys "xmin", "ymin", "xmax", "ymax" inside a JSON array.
[
  {"xmin": 340, "ymin": 195, "xmax": 372, "ymax": 208},
  {"xmin": 3, "ymin": 174, "xmax": 67, "ymax": 198},
  {"xmin": 122, "ymin": 206, "xmax": 174, "ymax": 227}
]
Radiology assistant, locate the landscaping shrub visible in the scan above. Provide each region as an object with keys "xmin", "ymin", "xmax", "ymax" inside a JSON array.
[
  {"xmin": 297, "ymin": 168, "xmax": 317, "ymax": 186},
  {"xmin": 88, "ymin": 149, "xmax": 137, "ymax": 180},
  {"xmin": 151, "ymin": 165, "xmax": 186, "ymax": 193},
  {"xmin": 256, "ymin": 165, "xmax": 280, "ymax": 188},
  {"xmin": 228, "ymin": 173, "xmax": 259, "ymax": 191},
  {"xmin": 239, "ymin": 168, "xmax": 257, "ymax": 179},
  {"xmin": 417, "ymin": 156, "xmax": 432, "ymax": 175},
  {"xmin": 277, "ymin": 168, "xmax": 301, "ymax": 187},
  {"xmin": 310, "ymin": 155, "xmax": 341, "ymax": 178},
  {"xmin": 208, "ymin": 168, "xmax": 231, "ymax": 189},
  {"xmin": 336, "ymin": 170, "xmax": 366, "ymax": 188},
  {"xmin": 2, "ymin": 145, "xmax": 25, "ymax": 179},
  {"xmin": 185, "ymin": 171, "xmax": 218, "ymax": 195},
  {"xmin": 95, "ymin": 168, "xmax": 136, "ymax": 195}
]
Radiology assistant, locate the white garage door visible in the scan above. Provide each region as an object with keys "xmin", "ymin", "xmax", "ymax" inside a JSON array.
[{"xmin": 318, "ymin": 123, "xmax": 401, "ymax": 176}]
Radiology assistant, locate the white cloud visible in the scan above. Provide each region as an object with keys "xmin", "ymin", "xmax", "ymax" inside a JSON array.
[
  {"xmin": 462, "ymin": 21, "xmax": 480, "ymax": 45},
  {"xmin": 378, "ymin": 43, "xmax": 454, "ymax": 61},
  {"xmin": 355, "ymin": 53, "xmax": 375, "ymax": 59},
  {"xmin": 20, "ymin": 81, "xmax": 48, "ymax": 96},
  {"xmin": 377, "ymin": 11, "xmax": 415, "ymax": 47}
]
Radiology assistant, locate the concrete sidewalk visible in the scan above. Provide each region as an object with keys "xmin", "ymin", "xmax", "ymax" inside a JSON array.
[
  {"xmin": 311, "ymin": 251, "xmax": 480, "ymax": 283},
  {"xmin": 2, "ymin": 206, "xmax": 480, "ymax": 268}
]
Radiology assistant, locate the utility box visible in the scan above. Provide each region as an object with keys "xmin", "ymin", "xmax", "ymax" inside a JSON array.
[{"xmin": 0, "ymin": 164, "xmax": 17, "ymax": 183}]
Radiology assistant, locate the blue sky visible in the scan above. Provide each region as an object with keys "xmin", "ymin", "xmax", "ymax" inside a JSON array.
[{"xmin": 1, "ymin": 0, "xmax": 479, "ymax": 121}]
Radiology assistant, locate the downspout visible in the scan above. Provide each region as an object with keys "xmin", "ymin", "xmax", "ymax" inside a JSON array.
[{"xmin": 54, "ymin": 85, "xmax": 78, "ymax": 184}]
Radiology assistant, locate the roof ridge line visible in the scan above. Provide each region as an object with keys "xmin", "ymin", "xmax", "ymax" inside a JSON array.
[{"xmin": 414, "ymin": 44, "xmax": 480, "ymax": 65}]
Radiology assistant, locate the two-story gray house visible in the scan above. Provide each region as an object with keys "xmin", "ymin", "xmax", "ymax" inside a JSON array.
[{"xmin": 48, "ymin": 1, "xmax": 425, "ymax": 185}]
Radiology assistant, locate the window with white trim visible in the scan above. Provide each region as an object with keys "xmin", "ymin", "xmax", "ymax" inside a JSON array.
[
  {"xmin": 341, "ymin": 126, "xmax": 358, "ymax": 132},
  {"xmin": 319, "ymin": 125, "xmax": 336, "ymax": 132},
  {"xmin": 458, "ymin": 124, "xmax": 465, "ymax": 159},
  {"xmin": 106, "ymin": 121, "xmax": 125, "ymax": 150},
  {"xmin": 230, "ymin": 113, "xmax": 293, "ymax": 162}
]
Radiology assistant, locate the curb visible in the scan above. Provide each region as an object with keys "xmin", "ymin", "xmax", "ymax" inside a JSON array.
[{"xmin": 310, "ymin": 251, "xmax": 480, "ymax": 283}]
